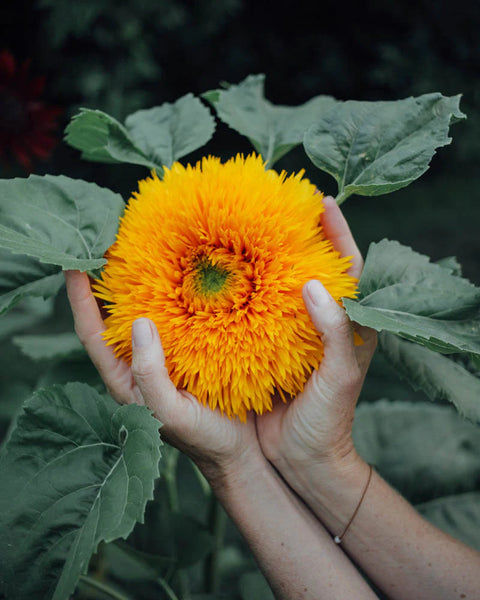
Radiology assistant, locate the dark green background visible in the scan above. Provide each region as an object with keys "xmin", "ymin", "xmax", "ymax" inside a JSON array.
[{"xmin": 2, "ymin": 0, "xmax": 478, "ymax": 280}]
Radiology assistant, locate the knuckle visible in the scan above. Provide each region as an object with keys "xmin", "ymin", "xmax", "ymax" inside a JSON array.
[
  {"xmin": 131, "ymin": 353, "xmax": 156, "ymax": 381},
  {"xmin": 340, "ymin": 366, "xmax": 363, "ymax": 393},
  {"xmin": 329, "ymin": 312, "xmax": 352, "ymax": 338}
]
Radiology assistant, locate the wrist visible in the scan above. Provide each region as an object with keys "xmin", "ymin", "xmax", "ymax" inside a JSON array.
[
  {"xmin": 267, "ymin": 431, "xmax": 359, "ymax": 489},
  {"xmin": 196, "ymin": 444, "xmax": 268, "ymax": 493},
  {"xmin": 283, "ymin": 450, "xmax": 372, "ymax": 537}
]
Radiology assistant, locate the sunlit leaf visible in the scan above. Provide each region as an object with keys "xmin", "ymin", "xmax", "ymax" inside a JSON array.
[
  {"xmin": 12, "ymin": 332, "xmax": 85, "ymax": 362},
  {"xmin": 0, "ymin": 175, "xmax": 125, "ymax": 271},
  {"xmin": 204, "ymin": 74, "xmax": 335, "ymax": 166},
  {"xmin": 353, "ymin": 400, "xmax": 480, "ymax": 504},
  {"xmin": 304, "ymin": 93, "xmax": 465, "ymax": 203},
  {"xmin": 0, "ymin": 382, "xmax": 162, "ymax": 600},
  {"xmin": 378, "ymin": 332, "xmax": 480, "ymax": 422},
  {"xmin": 343, "ymin": 240, "xmax": 480, "ymax": 356},
  {"xmin": 65, "ymin": 94, "xmax": 215, "ymax": 172},
  {"xmin": 416, "ymin": 492, "xmax": 480, "ymax": 552},
  {"xmin": 0, "ymin": 248, "xmax": 63, "ymax": 316}
]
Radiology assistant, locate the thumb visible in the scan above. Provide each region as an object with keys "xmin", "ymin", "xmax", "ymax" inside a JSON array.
[
  {"xmin": 131, "ymin": 318, "xmax": 178, "ymax": 420},
  {"xmin": 302, "ymin": 280, "xmax": 361, "ymax": 394}
]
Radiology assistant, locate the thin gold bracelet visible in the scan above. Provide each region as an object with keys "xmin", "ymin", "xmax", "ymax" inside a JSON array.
[{"xmin": 333, "ymin": 464, "xmax": 373, "ymax": 544}]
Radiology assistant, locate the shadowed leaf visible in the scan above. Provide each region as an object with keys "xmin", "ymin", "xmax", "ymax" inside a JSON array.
[{"xmin": 0, "ymin": 383, "xmax": 162, "ymax": 600}]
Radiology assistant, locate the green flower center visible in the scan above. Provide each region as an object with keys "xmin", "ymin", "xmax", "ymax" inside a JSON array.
[{"xmin": 195, "ymin": 260, "xmax": 229, "ymax": 295}]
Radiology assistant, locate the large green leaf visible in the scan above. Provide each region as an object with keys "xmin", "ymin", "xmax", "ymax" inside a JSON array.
[
  {"xmin": 378, "ymin": 332, "xmax": 480, "ymax": 422},
  {"xmin": 204, "ymin": 74, "xmax": 335, "ymax": 166},
  {"xmin": 353, "ymin": 400, "xmax": 480, "ymax": 504},
  {"xmin": 124, "ymin": 94, "xmax": 216, "ymax": 169},
  {"xmin": 343, "ymin": 240, "xmax": 480, "ymax": 356},
  {"xmin": 65, "ymin": 94, "xmax": 215, "ymax": 172},
  {"xmin": 12, "ymin": 332, "xmax": 85, "ymax": 362},
  {"xmin": 304, "ymin": 93, "xmax": 465, "ymax": 203},
  {"xmin": 416, "ymin": 492, "xmax": 480, "ymax": 552},
  {"xmin": 0, "ymin": 248, "xmax": 63, "ymax": 316},
  {"xmin": 0, "ymin": 175, "xmax": 124, "ymax": 271},
  {"xmin": 0, "ymin": 382, "xmax": 161, "ymax": 600},
  {"xmin": 0, "ymin": 296, "xmax": 55, "ymax": 342}
]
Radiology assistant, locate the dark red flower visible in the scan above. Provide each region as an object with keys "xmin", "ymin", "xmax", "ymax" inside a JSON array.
[{"xmin": 0, "ymin": 50, "xmax": 62, "ymax": 171}]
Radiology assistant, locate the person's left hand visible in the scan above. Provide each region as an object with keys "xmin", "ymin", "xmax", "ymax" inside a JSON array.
[
  {"xmin": 65, "ymin": 271, "xmax": 261, "ymax": 480},
  {"xmin": 255, "ymin": 197, "xmax": 377, "ymax": 479}
]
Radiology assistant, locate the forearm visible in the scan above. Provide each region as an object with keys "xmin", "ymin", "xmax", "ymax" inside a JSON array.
[
  {"xmin": 202, "ymin": 454, "xmax": 377, "ymax": 600},
  {"xmin": 279, "ymin": 452, "xmax": 480, "ymax": 600}
]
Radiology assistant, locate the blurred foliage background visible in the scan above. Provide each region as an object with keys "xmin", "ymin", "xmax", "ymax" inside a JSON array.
[{"xmin": 2, "ymin": 0, "xmax": 479, "ymax": 279}]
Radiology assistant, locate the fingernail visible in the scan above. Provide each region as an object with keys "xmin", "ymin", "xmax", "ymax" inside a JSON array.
[
  {"xmin": 305, "ymin": 280, "xmax": 329, "ymax": 306},
  {"xmin": 132, "ymin": 318, "xmax": 153, "ymax": 348}
]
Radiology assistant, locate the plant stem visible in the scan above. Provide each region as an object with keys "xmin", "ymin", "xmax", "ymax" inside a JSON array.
[
  {"xmin": 190, "ymin": 460, "xmax": 212, "ymax": 498},
  {"xmin": 204, "ymin": 496, "xmax": 227, "ymax": 594},
  {"xmin": 78, "ymin": 575, "xmax": 131, "ymax": 600},
  {"xmin": 163, "ymin": 447, "xmax": 190, "ymax": 599},
  {"xmin": 157, "ymin": 576, "xmax": 181, "ymax": 600},
  {"xmin": 264, "ymin": 136, "xmax": 275, "ymax": 168},
  {"xmin": 335, "ymin": 190, "xmax": 350, "ymax": 205},
  {"xmin": 164, "ymin": 447, "xmax": 180, "ymax": 512}
]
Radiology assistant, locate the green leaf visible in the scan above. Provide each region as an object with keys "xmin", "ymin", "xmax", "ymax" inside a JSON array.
[
  {"xmin": 64, "ymin": 109, "xmax": 158, "ymax": 168},
  {"xmin": 343, "ymin": 240, "xmax": 480, "ymax": 356},
  {"xmin": 0, "ymin": 296, "xmax": 55, "ymax": 341},
  {"xmin": 124, "ymin": 94, "xmax": 216, "ymax": 169},
  {"xmin": 353, "ymin": 400, "xmax": 480, "ymax": 504},
  {"xmin": 204, "ymin": 74, "xmax": 336, "ymax": 166},
  {"xmin": 304, "ymin": 93, "xmax": 465, "ymax": 203},
  {"xmin": 239, "ymin": 571, "xmax": 275, "ymax": 600},
  {"xmin": 378, "ymin": 332, "xmax": 480, "ymax": 422},
  {"xmin": 416, "ymin": 492, "xmax": 480, "ymax": 552},
  {"xmin": 65, "ymin": 94, "xmax": 215, "ymax": 171},
  {"xmin": 0, "ymin": 382, "xmax": 161, "ymax": 600},
  {"xmin": 104, "ymin": 541, "xmax": 173, "ymax": 583},
  {"xmin": 0, "ymin": 248, "xmax": 63, "ymax": 316},
  {"xmin": 436, "ymin": 256, "xmax": 462, "ymax": 277},
  {"xmin": 0, "ymin": 175, "xmax": 125, "ymax": 271},
  {"xmin": 12, "ymin": 332, "xmax": 86, "ymax": 362},
  {"xmin": 36, "ymin": 357, "xmax": 104, "ymax": 392}
]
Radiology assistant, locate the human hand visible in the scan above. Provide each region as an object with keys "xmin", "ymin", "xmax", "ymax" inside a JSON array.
[
  {"xmin": 256, "ymin": 196, "xmax": 377, "ymax": 478},
  {"xmin": 64, "ymin": 271, "xmax": 261, "ymax": 481}
]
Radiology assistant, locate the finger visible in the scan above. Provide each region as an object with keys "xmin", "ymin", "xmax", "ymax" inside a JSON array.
[
  {"xmin": 131, "ymin": 318, "xmax": 181, "ymax": 423},
  {"xmin": 64, "ymin": 270, "xmax": 130, "ymax": 396},
  {"xmin": 303, "ymin": 280, "xmax": 361, "ymax": 388},
  {"xmin": 321, "ymin": 196, "xmax": 363, "ymax": 279}
]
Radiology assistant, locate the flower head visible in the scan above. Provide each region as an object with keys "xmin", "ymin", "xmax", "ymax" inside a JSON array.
[
  {"xmin": 0, "ymin": 50, "xmax": 62, "ymax": 170},
  {"xmin": 95, "ymin": 154, "xmax": 357, "ymax": 421}
]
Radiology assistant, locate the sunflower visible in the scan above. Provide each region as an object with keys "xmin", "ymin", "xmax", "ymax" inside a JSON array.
[
  {"xmin": 0, "ymin": 50, "xmax": 62, "ymax": 171},
  {"xmin": 95, "ymin": 154, "xmax": 357, "ymax": 421}
]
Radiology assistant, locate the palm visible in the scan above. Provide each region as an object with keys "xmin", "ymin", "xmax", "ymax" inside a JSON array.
[{"xmin": 65, "ymin": 270, "xmax": 259, "ymax": 463}]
